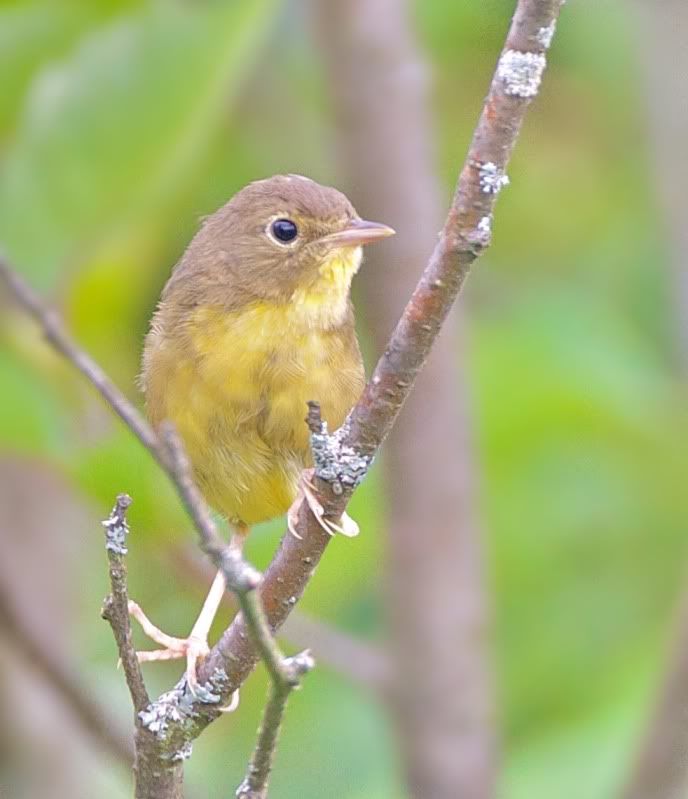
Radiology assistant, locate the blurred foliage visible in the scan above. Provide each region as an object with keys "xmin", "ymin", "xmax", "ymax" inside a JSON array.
[{"xmin": 1, "ymin": 0, "xmax": 686, "ymax": 798}]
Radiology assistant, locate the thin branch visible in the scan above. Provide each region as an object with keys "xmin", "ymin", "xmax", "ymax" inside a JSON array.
[
  {"xmin": 165, "ymin": 544, "xmax": 389, "ymax": 692},
  {"xmin": 101, "ymin": 493, "xmax": 188, "ymax": 799},
  {"xmin": 235, "ymin": 651, "xmax": 315, "ymax": 799},
  {"xmin": 158, "ymin": 422, "xmax": 260, "ymax": 595},
  {"xmin": 0, "ymin": 575, "xmax": 134, "ymax": 767},
  {"xmin": 159, "ymin": 423, "xmax": 296, "ymax": 688},
  {"xmin": 0, "ymin": 257, "xmax": 312, "ymax": 671},
  {"xmin": 100, "ymin": 494, "xmax": 150, "ymax": 714},
  {"xmin": 160, "ymin": 422, "xmax": 315, "ymax": 791},
  {"xmin": 0, "ymin": 260, "xmax": 162, "ymax": 463},
  {"xmin": 341, "ymin": 1, "xmax": 564, "ymax": 463}
]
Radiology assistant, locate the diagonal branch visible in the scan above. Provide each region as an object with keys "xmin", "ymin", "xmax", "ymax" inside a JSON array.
[
  {"xmin": 165, "ymin": 544, "xmax": 389, "ymax": 691},
  {"xmin": 160, "ymin": 422, "xmax": 313, "ymax": 689},
  {"xmin": 341, "ymin": 2, "xmax": 562, "ymax": 463},
  {"xmin": 198, "ymin": 0, "xmax": 566, "ymax": 736},
  {"xmin": 314, "ymin": 0, "xmax": 497, "ymax": 794},
  {"xmin": 0, "ymin": 254, "xmax": 320, "ymax": 788},
  {"xmin": 160, "ymin": 423, "xmax": 316, "ymax": 795},
  {"xmin": 235, "ymin": 650, "xmax": 315, "ymax": 799},
  {"xmin": 0, "ymin": 263, "xmax": 162, "ymax": 462}
]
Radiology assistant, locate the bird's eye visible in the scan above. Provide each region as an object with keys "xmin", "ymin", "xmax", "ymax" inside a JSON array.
[{"xmin": 270, "ymin": 218, "xmax": 298, "ymax": 244}]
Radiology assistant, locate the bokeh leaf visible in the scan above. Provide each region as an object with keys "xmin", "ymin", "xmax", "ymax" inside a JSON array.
[{"xmin": 0, "ymin": 0, "xmax": 278, "ymax": 289}]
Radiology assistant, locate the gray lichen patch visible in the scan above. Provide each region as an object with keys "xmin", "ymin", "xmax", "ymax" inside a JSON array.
[
  {"xmin": 497, "ymin": 50, "xmax": 546, "ymax": 98},
  {"xmin": 477, "ymin": 215, "xmax": 492, "ymax": 237},
  {"xmin": 102, "ymin": 504, "xmax": 130, "ymax": 555},
  {"xmin": 310, "ymin": 420, "xmax": 373, "ymax": 492},
  {"xmin": 478, "ymin": 162, "xmax": 510, "ymax": 195},
  {"xmin": 138, "ymin": 667, "xmax": 230, "ymax": 749},
  {"xmin": 465, "ymin": 215, "xmax": 493, "ymax": 251},
  {"xmin": 167, "ymin": 741, "xmax": 193, "ymax": 763},
  {"xmin": 536, "ymin": 22, "xmax": 556, "ymax": 49}
]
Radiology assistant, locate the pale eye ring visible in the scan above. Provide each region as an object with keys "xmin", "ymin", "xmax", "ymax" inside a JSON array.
[{"xmin": 270, "ymin": 218, "xmax": 298, "ymax": 244}]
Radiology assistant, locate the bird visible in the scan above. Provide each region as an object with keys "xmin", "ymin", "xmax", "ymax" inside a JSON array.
[{"xmin": 130, "ymin": 174, "xmax": 394, "ymax": 695}]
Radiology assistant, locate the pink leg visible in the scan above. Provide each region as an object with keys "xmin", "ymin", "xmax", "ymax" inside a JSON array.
[{"xmin": 129, "ymin": 525, "xmax": 249, "ymax": 705}]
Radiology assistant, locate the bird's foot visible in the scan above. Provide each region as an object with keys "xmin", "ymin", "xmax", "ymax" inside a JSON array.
[
  {"xmin": 128, "ymin": 600, "xmax": 209, "ymax": 693},
  {"xmin": 128, "ymin": 600, "xmax": 238, "ymax": 711},
  {"xmin": 287, "ymin": 470, "xmax": 359, "ymax": 539}
]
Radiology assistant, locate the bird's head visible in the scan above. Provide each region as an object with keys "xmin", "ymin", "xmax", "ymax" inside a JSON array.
[{"xmin": 168, "ymin": 175, "xmax": 394, "ymax": 322}]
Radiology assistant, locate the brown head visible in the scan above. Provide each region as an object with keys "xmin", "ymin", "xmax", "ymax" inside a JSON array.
[{"xmin": 162, "ymin": 175, "xmax": 394, "ymax": 313}]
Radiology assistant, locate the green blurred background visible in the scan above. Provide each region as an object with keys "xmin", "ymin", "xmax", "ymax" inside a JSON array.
[{"xmin": 1, "ymin": 0, "xmax": 686, "ymax": 797}]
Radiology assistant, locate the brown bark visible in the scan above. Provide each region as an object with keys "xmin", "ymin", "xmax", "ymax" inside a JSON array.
[
  {"xmin": 133, "ymin": 739, "xmax": 184, "ymax": 799},
  {"xmin": 313, "ymin": 1, "xmax": 496, "ymax": 796},
  {"xmin": 166, "ymin": 544, "xmax": 390, "ymax": 691}
]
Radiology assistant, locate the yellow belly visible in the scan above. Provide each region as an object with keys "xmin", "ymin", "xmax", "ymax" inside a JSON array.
[{"xmin": 144, "ymin": 302, "xmax": 364, "ymax": 526}]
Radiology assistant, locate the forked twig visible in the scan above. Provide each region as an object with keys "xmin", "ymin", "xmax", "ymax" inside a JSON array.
[{"xmin": 101, "ymin": 494, "xmax": 149, "ymax": 715}]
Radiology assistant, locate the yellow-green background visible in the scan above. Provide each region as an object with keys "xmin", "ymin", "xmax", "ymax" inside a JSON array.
[{"xmin": 1, "ymin": 1, "xmax": 685, "ymax": 797}]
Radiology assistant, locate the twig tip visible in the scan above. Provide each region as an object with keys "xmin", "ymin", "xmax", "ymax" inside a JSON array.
[
  {"xmin": 305, "ymin": 401, "xmax": 324, "ymax": 435},
  {"xmin": 103, "ymin": 493, "xmax": 133, "ymax": 555},
  {"xmin": 286, "ymin": 649, "xmax": 316, "ymax": 682}
]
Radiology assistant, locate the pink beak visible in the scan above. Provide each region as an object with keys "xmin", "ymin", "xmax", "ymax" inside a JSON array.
[{"xmin": 321, "ymin": 218, "xmax": 395, "ymax": 247}]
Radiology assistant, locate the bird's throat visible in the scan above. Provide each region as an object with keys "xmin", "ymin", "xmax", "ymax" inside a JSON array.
[{"xmin": 288, "ymin": 246, "xmax": 362, "ymax": 330}]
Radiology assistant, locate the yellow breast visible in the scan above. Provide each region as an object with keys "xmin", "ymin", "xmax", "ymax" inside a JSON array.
[
  {"xmin": 144, "ymin": 247, "xmax": 365, "ymax": 526},
  {"xmin": 288, "ymin": 247, "xmax": 362, "ymax": 329}
]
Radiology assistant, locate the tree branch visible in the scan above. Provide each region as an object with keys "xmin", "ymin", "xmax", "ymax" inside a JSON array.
[
  {"xmin": 101, "ymin": 493, "xmax": 150, "ymax": 715},
  {"xmin": 314, "ymin": 0, "xmax": 497, "ymax": 794},
  {"xmin": 341, "ymin": 1, "xmax": 563, "ymax": 463},
  {"xmin": 101, "ymin": 495, "xmax": 188, "ymax": 798},
  {"xmin": 197, "ymin": 0, "xmax": 563, "ymax": 716},
  {"xmin": 165, "ymin": 544, "xmax": 389, "ymax": 692},
  {"xmin": 0, "ymin": 0, "xmax": 565, "ymax": 791},
  {"xmin": 202, "ymin": 0, "xmax": 566, "ymax": 765},
  {"xmin": 160, "ymin": 431, "xmax": 318, "ymax": 799},
  {"xmin": 235, "ymin": 650, "xmax": 315, "ymax": 799},
  {"xmin": 160, "ymin": 421, "xmax": 314, "ymax": 691},
  {"xmin": 0, "ymin": 261, "xmax": 162, "ymax": 462}
]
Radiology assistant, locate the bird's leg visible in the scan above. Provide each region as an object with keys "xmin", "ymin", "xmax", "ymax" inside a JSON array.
[
  {"xmin": 287, "ymin": 469, "xmax": 359, "ymax": 539},
  {"xmin": 128, "ymin": 524, "xmax": 249, "ymax": 705}
]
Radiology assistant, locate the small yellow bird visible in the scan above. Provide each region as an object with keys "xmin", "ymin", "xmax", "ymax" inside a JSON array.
[{"xmin": 130, "ymin": 175, "xmax": 394, "ymax": 691}]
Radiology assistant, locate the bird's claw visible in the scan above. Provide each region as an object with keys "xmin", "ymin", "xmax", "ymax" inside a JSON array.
[
  {"xmin": 287, "ymin": 471, "xmax": 359, "ymax": 539},
  {"xmin": 128, "ymin": 600, "xmax": 210, "ymax": 697}
]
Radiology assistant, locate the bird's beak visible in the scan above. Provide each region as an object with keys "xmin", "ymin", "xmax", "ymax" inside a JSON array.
[{"xmin": 321, "ymin": 218, "xmax": 395, "ymax": 248}]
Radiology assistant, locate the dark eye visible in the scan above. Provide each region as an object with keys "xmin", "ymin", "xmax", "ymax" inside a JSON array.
[{"xmin": 270, "ymin": 218, "xmax": 298, "ymax": 243}]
